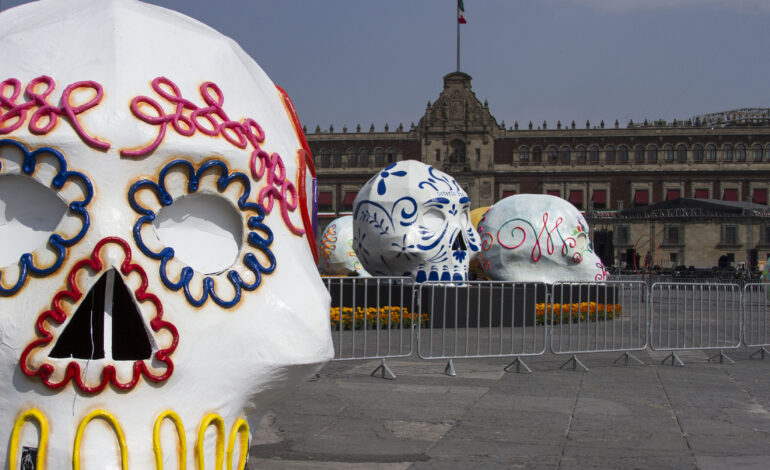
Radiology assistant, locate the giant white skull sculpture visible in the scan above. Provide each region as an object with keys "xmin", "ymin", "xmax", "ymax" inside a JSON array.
[
  {"xmin": 352, "ymin": 160, "xmax": 480, "ymax": 282},
  {"xmin": 0, "ymin": 0, "xmax": 333, "ymax": 468},
  {"xmin": 318, "ymin": 215, "xmax": 370, "ymax": 277},
  {"xmin": 477, "ymin": 194, "xmax": 607, "ymax": 282}
]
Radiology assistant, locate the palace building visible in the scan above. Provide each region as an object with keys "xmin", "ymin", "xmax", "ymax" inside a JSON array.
[{"xmin": 306, "ymin": 72, "xmax": 770, "ymax": 271}]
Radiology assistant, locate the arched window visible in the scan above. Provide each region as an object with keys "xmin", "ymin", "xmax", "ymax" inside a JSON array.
[
  {"xmin": 359, "ymin": 148, "xmax": 370, "ymax": 167},
  {"xmin": 320, "ymin": 148, "xmax": 330, "ymax": 168},
  {"xmin": 589, "ymin": 145, "xmax": 599, "ymax": 162},
  {"xmin": 663, "ymin": 145, "xmax": 674, "ymax": 162},
  {"xmin": 677, "ymin": 144, "xmax": 687, "ymax": 163},
  {"xmin": 347, "ymin": 147, "xmax": 357, "ymax": 167},
  {"xmin": 634, "ymin": 145, "xmax": 645, "ymax": 163},
  {"xmin": 386, "ymin": 147, "xmax": 396, "ymax": 164},
  {"xmin": 618, "ymin": 145, "xmax": 629, "ymax": 162},
  {"xmin": 375, "ymin": 148, "xmax": 385, "ymax": 166},
  {"xmin": 706, "ymin": 144, "xmax": 717, "ymax": 161},
  {"xmin": 693, "ymin": 144, "xmax": 704, "ymax": 162},
  {"xmin": 532, "ymin": 146, "xmax": 542, "ymax": 163},
  {"xmin": 576, "ymin": 146, "xmax": 587, "ymax": 163},
  {"xmin": 736, "ymin": 144, "xmax": 746, "ymax": 162},
  {"xmin": 752, "ymin": 144, "xmax": 763, "ymax": 162},
  {"xmin": 723, "ymin": 144, "xmax": 734, "ymax": 161},
  {"xmin": 647, "ymin": 145, "xmax": 658, "ymax": 163},
  {"xmin": 559, "ymin": 146, "xmax": 571, "ymax": 164},
  {"xmin": 605, "ymin": 145, "xmax": 615, "ymax": 163},
  {"xmin": 519, "ymin": 146, "xmax": 530, "ymax": 163},
  {"xmin": 332, "ymin": 149, "xmax": 342, "ymax": 167},
  {"xmin": 766, "ymin": 144, "xmax": 770, "ymax": 162},
  {"xmin": 547, "ymin": 146, "xmax": 558, "ymax": 164}
]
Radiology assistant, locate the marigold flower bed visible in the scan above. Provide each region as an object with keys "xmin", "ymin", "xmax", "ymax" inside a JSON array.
[
  {"xmin": 330, "ymin": 306, "xmax": 429, "ymax": 330},
  {"xmin": 536, "ymin": 302, "xmax": 622, "ymax": 325}
]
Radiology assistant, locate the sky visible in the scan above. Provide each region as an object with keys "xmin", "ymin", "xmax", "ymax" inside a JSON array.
[{"xmin": 2, "ymin": 0, "xmax": 770, "ymax": 132}]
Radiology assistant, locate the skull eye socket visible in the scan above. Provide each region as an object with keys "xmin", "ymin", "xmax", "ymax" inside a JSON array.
[
  {"xmin": 422, "ymin": 208, "xmax": 445, "ymax": 230},
  {"xmin": 152, "ymin": 193, "xmax": 243, "ymax": 275},
  {"xmin": 460, "ymin": 210, "xmax": 469, "ymax": 227},
  {"xmin": 575, "ymin": 232, "xmax": 588, "ymax": 251},
  {"xmin": 0, "ymin": 174, "xmax": 67, "ymax": 267}
]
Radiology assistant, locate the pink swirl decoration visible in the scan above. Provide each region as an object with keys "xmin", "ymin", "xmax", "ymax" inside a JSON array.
[{"xmin": 595, "ymin": 262, "xmax": 608, "ymax": 281}]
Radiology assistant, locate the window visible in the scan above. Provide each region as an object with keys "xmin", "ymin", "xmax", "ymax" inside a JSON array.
[
  {"xmin": 677, "ymin": 144, "xmax": 687, "ymax": 163},
  {"xmin": 664, "ymin": 145, "xmax": 674, "ymax": 162},
  {"xmin": 317, "ymin": 191, "xmax": 334, "ymax": 213},
  {"xmin": 754, "ymin": 188, "xmax": 768, "ymax": 205},
  {"xmin": 753, "ymin": 144, "xmax": 763, "ymax": 162},
  {"xmin": 560, "ymin": 146, "xmax": 571, "ymax": 164},
  {"xmin": 568, "ymin": 190, "xmax": 583, "ymax": 209},
  {"xmin": 347, "ymin": 148, "xmax": 357, "ymax": 167},
  {"xmin": 546, "ymin": 189, "xmax": 561, "ymax": 197},
  {"xmin": 666, "ymin": 189, "xmax": 681, "ymax": 200},
  {"xmin": 387, "ymin": 148, "xmax": 396, "ymax": 163},
  {"xmin": 519, "ymin": 146, "xmax": 529, "ymax": 163},
  {"xmin": 634, "ymin": 145, "xmax": 645, "ymax": 163},
  {"xmin": 547, "ymin": 146, "xmax": 558, "ymax": 164},
  {"xmin": 723, "ymin": 144, "xmax": 734, "ymax": 162},
  {"xmin": 502, "ymin": 190, "xmax": 516, "ymax": 199},
  {"xmin": 360, "ymin": 148, "xmax": 370, "ymax": 167},
  {"xmin": 763, "ymin": 225, "xmax": 770, "ymax": 244},
  {"xmin": 576, "ymin": 146, "xmax": 587, "ymax": 163},
  {"xmin": 592, "ymin": 189, "xmax": 607, "ymax": 209},
  {"xmin": 342, "ymin": 191, "xmax": 357, "ymax": 213},
  {"xmin": 693, "ymin": 144, "xmax": 704, "ymax": 162},
  {"xmin": 646, "ymin": 145, "xmax": 658, "ymax": 163},
  {"xmin": 532, "ymin": 146, "xmax": 542, "ymax": 163},
  {"xmin": 616, "ymin": 225, "xmax": 630, "ymax": 245},
  {"xmin": 435, "ymin": 149, "xmax": 441, "ymax": 161},
  {"xmin": 605, "ymin": 145, "xmax": 615, "ymax": 163},
  {"xmin": 723, "ymin": 188, "xmax": 739, "ymax": 201},
  {"xmin": 589, "ymin": 145, "xmax": 600, "ymax": 162},
  {"xmin": 375, "ymin": 148, "xmax": 385, "ymax": 166},
  {"xmin": 320, "ymin": 149, "xmax": 330, "ymax": 168},
  {"xmin": 694, "ymin": 188, "xmax": 709, "ymax": 199},
  {"xmin": 618, "ymin": 145, "xmax": 629, "ymax": 162},
  {"xmin": 332, "ymin": 149, "xmax": 342, "ymax": 167},
  {"xmin": 766, "ymin": 144, "xmax": 770, "ymax": 162},
  {"xmin": 721, "ymin": 225, "xmax": 739, "ymax": 245},
  {"xmin": 706, "ymin": 144, "xmax": 716, "ymax": 161},
  {"xmin": 475, "ymin": 148, "xmax": 481, "ymax": 162},
  {"xmin": 736, "ymin": 144, "xmax": 746, "ymax": 162},
  {"xmin": 664, "ymin": 225, "xmax": 681, "ymax": 245},
  {"xmin": 634, "ymin": 189, "xmax": 649, "ymax": 206}
]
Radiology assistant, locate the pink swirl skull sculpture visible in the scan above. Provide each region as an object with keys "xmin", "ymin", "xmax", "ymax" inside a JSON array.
[
  {"xmin": 477, "ymin": 194, "xmax": 607, "ymax": 282},
  {"xmin": 352, "ymin": 160, "xmax": 480, "ymax": 282},
  {"xmin": 0, "ymin": 0, "xmax": 333, "ymax": 468}
]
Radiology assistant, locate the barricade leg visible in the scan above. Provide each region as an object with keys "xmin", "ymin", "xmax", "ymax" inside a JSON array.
[
  {"xmin": 661, "ymin": 352, "xmax": 684, "ymax": 367},
  {"xmin": 371, "ymin": 359, "xmax": 396, "ymax": 380},
  {"xmin": 613, "ymin": 351, "xmax": 644, "ymax": 366},
  {"xmin": 559, "ymin": 354, "xmax": 589, "ymax": 372},
  {"xmin": 708, "ymin": 349, "xmax": 735, "ymax": 364},
  {"xmin": 444, "ymin": 359, "xmax": 456, "ymax": 377},
  {"xmin": 504, "ymin": 357, "xmax": 532, "ymax": 374},
  {"xmin": 749, "ymin": 347, "xmax": 770, "ymax": 360}
]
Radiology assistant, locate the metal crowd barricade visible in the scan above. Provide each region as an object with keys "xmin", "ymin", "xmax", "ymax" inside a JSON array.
[
  {"xmin": 324, "ymin": 276, "xmax": 415, "ymax": 379},
  {"xmin": 416, "ymin": 281, "xmax": 549, "ymax": 375},
  {"xmin": 650, "ymin": 282, "xmax": 742, "ymax": 366},
  {"xmin": 742, "ymin": 281, "xmax": 770, "ymax": 359},
  {"xmin": 549, "ymin": 281, "xmax": 648, "ymax": 371}
]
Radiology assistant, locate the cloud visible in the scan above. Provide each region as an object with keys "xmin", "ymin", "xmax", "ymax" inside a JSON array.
[{"xmin": 572, "ymin": 0, "xmax": 770, "ymax": 13}]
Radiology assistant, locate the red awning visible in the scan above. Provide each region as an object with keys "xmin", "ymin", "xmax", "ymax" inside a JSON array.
[
  {"xmin": 568, "ymin": 190, "xmax": 583, "ymax": 205},
  {"xmin": 694, "ymin": 189, "xmax": 709, "ymax": 199},
  {"xmin": 502, "ymin": 191, "xmax": 516, "ymax": 198},
  {"xmin": 666, "ymin": 189, "xmax": 681, "ymax": 201},
  {"xmin": 592, "ymin": 190, "xmax": 607, "ymax": 204},
  {"xmin": 634, "ymin": 189, "xmax": 649, "ymax": 205},
  {"xmin": 754, "ymin": 189, "xmax": 768, "ymax": 205},
  {"xmin": 343, "ymin": 192, "xmax": 358, "ymax": 206},
  {"xmin": 546, "ymin": 190, "xmax": 561, "ymax": 197},
  {"xmin": 723, "ymin": 189, "xmax": 738, "ymax": 201},
  {"xmin": 317, "ymin": 192, "xmax": 333, "ymax": 206}
]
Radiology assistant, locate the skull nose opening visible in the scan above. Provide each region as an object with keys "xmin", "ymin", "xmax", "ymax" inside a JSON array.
[
  {"xmin": 49, "ymin": 269, "xmax": 152, "ymax": 361},
  {"xmin": 452, "ymin": 232, "xmax": 468, "ymax": 251}
]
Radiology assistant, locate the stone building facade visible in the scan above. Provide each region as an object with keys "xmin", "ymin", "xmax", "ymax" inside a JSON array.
[{"xmin": 306, "ymin": 72, "xmax": 770, "ymax": 271}]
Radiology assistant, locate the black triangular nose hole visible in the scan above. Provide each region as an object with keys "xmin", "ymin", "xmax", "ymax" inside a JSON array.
[
  {"xmin": 50, "ymin": 269, "xmax": 152, "ymax": 361},
  {"xmin": 452, "ymin": 233, "xmax": 467, "ymax": 251}
]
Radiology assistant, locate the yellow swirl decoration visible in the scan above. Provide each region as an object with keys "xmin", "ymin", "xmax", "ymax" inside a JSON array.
[
  {"xmin": 9, "ymin": 409, "xmax": 49, "ymax": 470},
  {"xmin": 226, "ymin": 418, "xmax": 250, "ymax": 470},
  {"xmin": 73, "ymin": 409, "xmax": 128, "ymax": 470},
  {"xmin": 153, "ymin": 410, "xmax": 187, "ymax": 470},
  {"xmin": 196, "ymin": 413, "xmax": 225, "ymax": 470}
]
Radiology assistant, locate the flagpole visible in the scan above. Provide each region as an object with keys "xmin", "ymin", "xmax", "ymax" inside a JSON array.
[{"xmin": 456, "ymin": 12, "xmax": 460, "ymax": 72}]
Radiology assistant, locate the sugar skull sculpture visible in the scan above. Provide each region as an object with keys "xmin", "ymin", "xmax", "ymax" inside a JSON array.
[
  {"xmin": 0, "ymin": 0, "xmax": 333, "ymax": 468},
  {"xmin": 352, "ymin": 160, "xmax": 480, "ymax": 282},
  {"xmin": 318, "ymin": 215, "xmax": 370, "ymax": 277},
  {"xmin": 477, "ymin": 194, "xmax": 607, "ymax": 282}
]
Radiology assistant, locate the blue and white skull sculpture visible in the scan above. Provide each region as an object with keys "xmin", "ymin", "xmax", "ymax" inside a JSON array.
[{"xmin": 352, "ymin": 160, "xmax": 480, "ymax": 282}]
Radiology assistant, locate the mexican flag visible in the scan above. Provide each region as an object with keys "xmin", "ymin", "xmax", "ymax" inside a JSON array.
[{"xmin": 458, "ymin": 0, "xmax": 467, "ymax": 24}]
